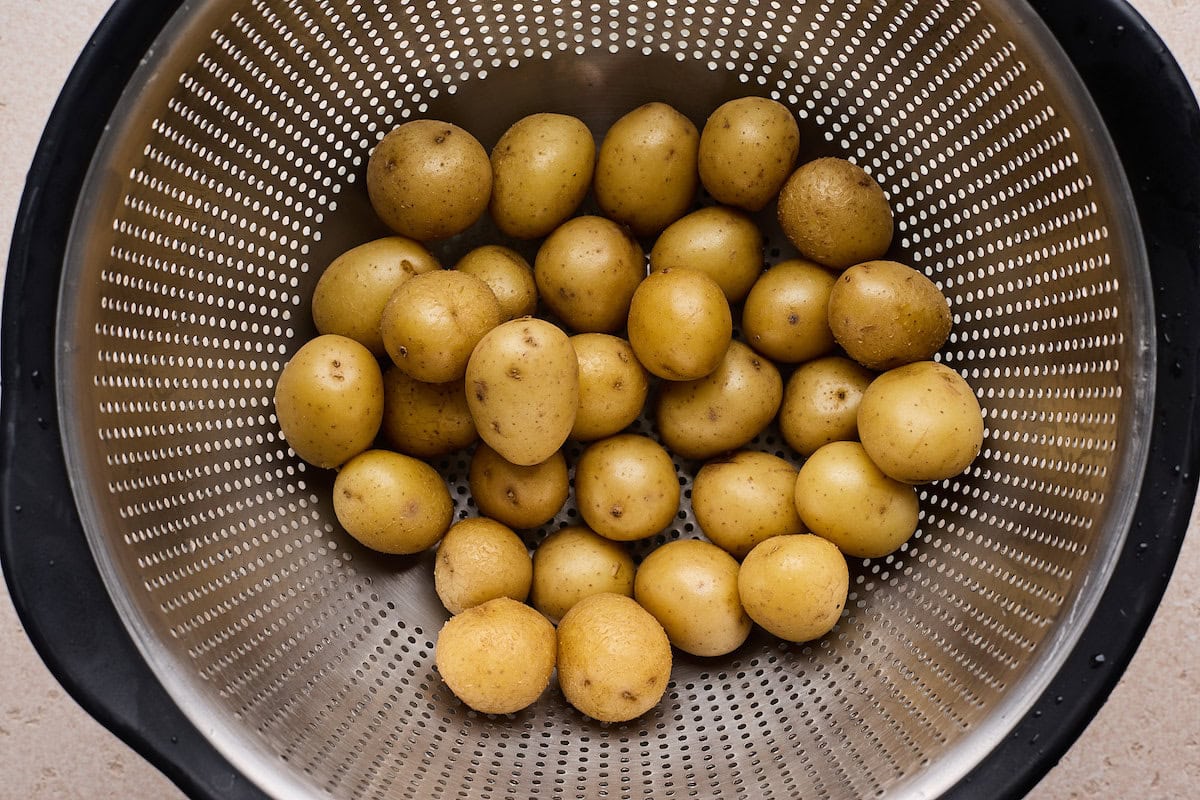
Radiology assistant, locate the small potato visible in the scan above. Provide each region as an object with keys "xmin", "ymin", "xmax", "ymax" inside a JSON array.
[
  {"xmin": 274, "ymin": 334, "xmax": 383, "ymax": 469},
  {"xmin": 857, "ymin": 361, "xmax": 985, "ymax": 484},
  {"xmin": 649, "ymin": 206, "xmax": 764, "ymax": 303},
  {"xmin": 574, "ymin": 434, "xmax": 680, "ymax": 542},
  {"xmin": 454, "ymin": 245, "xmax": 538, "ymax": 321},
  {"xmin": 530, "ymin": 525, "xmax": 636, "ymax": 623},
  {"xmin": 468, "ymin": 443, "xmax": 569, "ymax": 530},
  {"xmin": 738, "ymin": 534, "xmax": 849, "ymax": 643},
  {"xmin": 490, "ymin": 112, "xmax": 596, "ymax": 239},
  {"xmin": 691, "ymin": 451, "xmax": 805, "ymax": 559},
  {"xmin": 698, "ymin": 96, "xmax": 800, "ymax": 212},
  {"xmin": 570, "ymin": 333, "xmax": 650, "ymax": 442},
  {"xmin": 435, "ymin": 597, "xmax": 556, "ymax": 715},
  {"xmin": 534, "ymin": 216, "xmax": 645, "ymax": 333},
  {"xmin": 779, "ymin": 356, "xmax": 875, "ymax": 457},
  {"xmin": 556, "ymin": 593, "xmax": 672, "ymax": 722},
  {"xmin": 741, "ymin": 259, "xmax": 837, "ymax": 364},
  {"xmin": 594, "ymin": 102, "xmax": 700, "ymax": 237},
  {"xmin": 434, "ymin": 518, "xmax": 533, "ymax": 614},
  {"xmin": 332, "ymin": 449, "xmax": 453, "ymax": 555},
  {"xmin": 380, "ymin": 269, "xmax": 502, "ymax": 383},
  {"xmin": 627, "ymin": 267, "xmax": 732, "ymax": 381},
  {"xmin": 793, "ymin": 441, "xmax": 920, "ymax": 559},
  {"xmin": 777, "ymin": 157, "xmax": 893, "ymax": 270},
  {"xmin": 827, "ymin": 260, "xmax": 952, "ymax": 371},
  {"xmin": 656, "ymin": 341, "xmax": 783, "ymax": 461},
  {"xmin": 466, "ymin": 318, "xmax": 579, "ymax": 466},
  {"xmin": 311, "ymin": 236, "xmax": 440, "ymax": 356},
  {"xmin": 634, "ymin": 539, "xmax": 751, "ymax": 657},
  {"xmin": 367, "ymin": 119, "xmax": 492, "ymax": 241},
  {"xmin": 381, "ymin": 367, "xmax": 477, "ymax": 459}
]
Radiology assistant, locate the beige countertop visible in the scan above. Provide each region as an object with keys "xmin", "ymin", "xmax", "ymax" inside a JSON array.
[{"xmin": 1, "ymin": 1, "xmax": 1198, "ymax": 798}]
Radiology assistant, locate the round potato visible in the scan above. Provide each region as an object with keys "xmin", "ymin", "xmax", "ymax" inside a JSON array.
[
  {"xmin": 454, "ymin": 245, "xmax": 538, "ymax": 320},
  {"xmin": 380, "ymin": 269, "xmax": 502, "ymax": 383},
  {"xmin": 556, "ymin": 593, "xmax": 672, "ymax": 722},
  {"xmin": 332, "ymin": 449, "xmax": 453, "ymax": 554},
  {"xmin": 274, "ymin": 334, "xmax": 383, "ymax": 469},
  {"xmin": 698, "ymin": 96, "xmax": 800, "ymax": 212},
  {"xmin": 380, "ymin": 367, "xmax": 477, "ymax": 459},
  {"xmin": 737, "ymin": 534, "xmax": 849, "ymax": 643},
  {"xmin": 857, "ymin": 361, "xmax": 985, "ymax": 484},
  {"xmin": 691, "ymin": 451, "xmax": 805, "ymax": 559},
  {"xmin": 627, "ymin": 267, "xmax": 732, "ymax": 381},
  {"xmin": 435, "ymin": 597, "xmax": 556, "ymax": 715},
  {"xmin": 574, "ymin": 434, "xmax": 680, "ymax": 542},
  {"xmin": 530, "ymin": 525, "xmax": 636, "ymax": 623},
  {"xmin": 779, "ymin": 356, "xmax": 875, "ymax": 457},
  {"xmin": 367, "ymin": 119, "xmax": 492, "ymax": 240},
  {"xmin": 741, "ymin": 258, "xmax": 836, "ymax": 364},
  {"xmin": 777, "ymin": 157, "xmax": 893, "ymax": 270},
  {"xmin": 648, "ymin": 206, "xmax": 764, "ymax": 303},
  {"xmin": 534, "ymin": 215, "xmax": 645, "ymax": 333},
  {"xmin": 570, "ymin": 333, "xmax": 650, "ymax": 442},
  {"xmin": 468, "ymin": 443, "xmax": 569, "ymax": 529},
  {"xmin": 594, "ymin": 102, "xmax": 700, "ymax": 237},
  {"xmin": 793, "ymin": 441, "xmax": 920, "ymax": 559},
  {"xmin": 656, "ymin": 341, "xmax": 783, "ymax": 461},
  {"xmin": 434, "ymin": 518, "xmax": 533, "ymax": 614},
  {"xmin": 634, "ymin": 539, "xmax": 752, "ymax": 657},
  {"xmin": 311, "ymin": 236, "xmax": 440, "ymax": 356},
  {"xmin": 827, "ymin": 260, "xmax": 952, "ymax": 371},
  {"xmin": 490, "ymin": 112, "xmax": 596, "ymax": 239}
]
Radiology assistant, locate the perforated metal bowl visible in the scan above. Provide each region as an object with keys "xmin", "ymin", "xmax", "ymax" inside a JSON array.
[{"xmin": 5, "ymin": 0, "xmax": 1200, "ymax": 799}]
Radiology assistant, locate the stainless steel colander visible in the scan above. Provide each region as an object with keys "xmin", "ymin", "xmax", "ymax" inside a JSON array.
[{"xmin": 6, "ymin": 0, "xmax": 1181, "ymax": 798}]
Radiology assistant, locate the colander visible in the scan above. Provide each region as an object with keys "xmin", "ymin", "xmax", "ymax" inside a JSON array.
[{"xmin": 3, "ymin": 0, "xmax": 1199, "ymax": 798}]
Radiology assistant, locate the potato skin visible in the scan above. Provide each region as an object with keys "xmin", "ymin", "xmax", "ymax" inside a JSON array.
[
  {"xmin": 574, "ymin": 434, "xmax": 680, "ymax": 542},
  {"xmin": 332, "ymin": 449, "xmax": 453, "ymax": 554},
  {"xmin": 777, "ymin": 157, "xmax": 893, "ymax": 270},
  {"xmin": 434, "ymin": 518, "xmax": 533, "ymax": 614},
  {"xmin": 741, "ymin": 258, "xmax": 837, "ymax": 364},
  {"xmin": 779, "ymin": 356, "xmax": 875, "ymax": 457},
  {"xmin": 627, "ymin": 267, "xmax": 732, "ymax": 381},
  {"xmin": 381, "ymin": 367, "xmax": 477, "ymax": 458},
  {"xmin": 698, "ymin": 96, "xmax": 800, "ymax": 212},
  {"xmin": 468, "ymin": 443, "xmax": 569, "ymax": 530},
  {"xmin": 454, "ymin": 245, "xmax": 538, "ymax": 321},
  {"xmin": 530, "ymin": 525, "xmax": 636, "ymax": 623},
  {"xmin": 570, "ymin": 333, "xmax": 650, "ymax": 442},
  {"xmin": 649, "ymin": 206, "xmax": 764, "ymax": 303},
  {"xmin": 691, "ymin": 451, "xmax": 805, "ymax": 559},
  {"xmin": 737, "ymin": 534, "xmax": 849, "ymax": 643}
]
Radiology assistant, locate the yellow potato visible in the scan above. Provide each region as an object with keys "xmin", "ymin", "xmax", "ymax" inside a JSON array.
[
  {"xmin": 468, "ymin": 443, "xmax": 569, "ymax": 530},
  {"xmin": 530, "ymin": 525, "xmax": 636, "ymax": 623},
  {"xmin": 574, "ymin": 434, "xmax": 680, "ymax": 542},
  {"xmin": 434, "ymin": 518, "xmax": 532, "ymax": 614},
  {"xmin": 380, "ymin": 367, "xmax": 477, "ymax": 459},
  {"xmin": 626, "ymin": 267, "xmax": 732, "ymax": 381},
  {"xmin": 648, "ymin": 206, "xmax": 764, "ymax": 303},
  {"xmin": 741, "ymin": 258, "xmax": 837, "ymax": 364},
  {"xmin": 273, "ymin": 334, "xmax": 383, "ymax": 469},
  {"xmin": 570, "ymin": 333, "xmax": 650, "ymax": 442},
  {"xmin": 777, "ymin": 157, "xmax": 893, "ymax": 270},
  {"xmin": 778, "ymin": 356, "xmax": 875, "ymax": 457},
  {"xmin": 698, "ymin": 96, "xmax": 800, "ymax": 212},
  {"xmin": 454, "ymin": 245, "xmax": 538, "ymax": 321},
  {"xmin": 332, "ymin": 449, "xmax": 453, "ymax": 555},
  {"xmin": 691, "ymin": 451, "xmax": 805, "ymax": 559},
  {"xmin": 534, "ymin": 215, "xmax": 645, "ymax": 333},
  {"xmin": 737, "ymin": 534, "xmax": 849, "ymax": 643}
]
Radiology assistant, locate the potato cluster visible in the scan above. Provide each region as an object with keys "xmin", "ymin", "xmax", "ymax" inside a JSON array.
[{"xmin": 272, "ymin": 96, "xmax": 985, "ymax": 723}]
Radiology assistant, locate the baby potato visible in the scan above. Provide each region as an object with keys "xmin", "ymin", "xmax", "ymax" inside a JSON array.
[
  {"xmin": 574, "ymin": 434, "xmax": 680, "ymax": 542},
  {"xmin": 594, "ymin": 102, "xmax": 700, "ymax": 237},
  {"xmin": 691, "ymin": 451, "xmax": 805, "ymax": 559},
  {"xmin": 468, "ymin": 443, "xmax": 569, "ymax": 530},
  {"xmin": 534, "ymin": 215, "xmax": 645, "ymax": 333},
  {"xmin": 311, "ymin": 236, "xmax": 440, "ymax": 356},
  {"xmin": 380, "ymin": 367, "xmax": 477, "ymax": 459},
  {"xmin": 465, "ymin": 318, "xmax": 579, "ymax": 466},
  {"xmin": 827, "ymin": 260, "xmax": 952, "ymax": 371},
  {"xmin": 779, "ymin": 356, "xmax": 875, "ymax": 457},
  {"xmin": 367, "ymin": 119, "xmax": 492, "ymax": 241},
  {"xmin": 648, "ymin": 206, "xmax": 764, "ymax": 303},
  {"xmin": 857, "ymin": 361, "xmax": 985, "ymax": 484},
  {"xmin": 274, "ymin": 334, "xmax": 383, "ymax": 469},
  {"xmin": 777, "ymin": 157, "xmax": 894, "ymax": 270},
  {"xmin": 656, "ymin": 341, "xmax": 783, "ymax": 461},
  {"xmin": 556, "ymin": 593, "xmax": 672, "ymax": 722},
  {"xmin": 332, "ymin": 449, "xmax": 453, "ymax": 554},
  {"xmin": 435, "ymin": 597, "xmax": 556, "ymax": 715},
  {"xmin": 633, "ymin": 539, "xmax": 752, "ymax": 657},
  {"xmin": 570, "ymin": 333, "xmax": 650, "ymax": 442},
  {"xmin": 627, "ymin": 267, "xmax": 732, "ymax": 381},
  {"xmin": 454, "ymin": 245, "xmax": 538, "ymax": 321},
  {"xmin": 434, "ymin": 518, "xmax": 533, "ymax": 614},
  {"xmin": 490, "ymin": 112, "xmax": 596, "ymax": 239},
  {"xmin": 741, "ymin": 258, "xmax": 837, "ymax": 364},
  {"xmin": 530, "ymin": 525, "xmax": 636, "ymax": 623},
  {"xmin": 738, "ymin": 534, "xmax": 849, "ymax": 643},
  {"xmin": 380, "ymin": 269, "xmax": 502, "ymax": 383},
  {"xmin": 793, "ymin": 441, "xmax": 920, "ymax": 559},
  {"xmin": 698, "ymin": 96, "xmax": 800, "ymax": 212}
]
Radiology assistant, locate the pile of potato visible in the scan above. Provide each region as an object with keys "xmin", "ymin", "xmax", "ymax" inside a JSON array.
[{"xmin": 272, "ymin": 97, "xmax": 985, "ymax": 723}]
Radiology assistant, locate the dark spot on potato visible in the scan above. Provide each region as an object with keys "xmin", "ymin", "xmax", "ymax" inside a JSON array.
[
  {"xmin": 617, "ymin": 349, "xmax": 631, "ymax": 364},
  {"xmin": 474, "ymin": 380, "xmax": 488, "ymax": 403},
  {"xmin": 508, "ymin": 367, "xmax": 522, "ymax": 381},
  {"xmin": 621, "ymin": 690, "xmax": 637, "ymax": 701},
  {"xmin": 610, "ymin": 504, "xmax": 624, "ymax": 518},
  {"xmin": 706, "ymin": 407, "xmax": 720, "ymax": 422},
  {"xmin": 400, "ymin": 258, "xmax": 416, "ymax": 276},
  {"xmin": 397, "ymin": 345, "xmax": 408, "ymax": 358},
  {"xmin": 612, "ymin": 379, "xmax": 624, "ymax": 390},
  {"xmin": 787, "ymin": 313, "xmax": 800, "ymax": 325},
  {"xmin": 491, "ymin": 420, "xmax": 502, "ymax": 434},
  {"xmin": 434, "ymin": 129, "xmax": 452, "ymax": 144},
  {"xmin": 524, "ymin": 336, "xmax": 539, "ymax": 347},
  {"xmin": 505, "ymin": 487, "xmax": 519, "ymax": 504}
]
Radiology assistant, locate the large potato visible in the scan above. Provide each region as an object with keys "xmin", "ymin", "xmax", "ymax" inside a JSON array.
[
  {"xmin": 594, "ymin": 102, "xmax": 700, "ymax": 237},
  {"xmin": 778, "ymin": 356, "xmax": 875, "ymax": 457},
  {"xmin": 530, "ymin": 525, "xmax": 636, "ymax": 623},
  {"xmin": 380, "ymin": 367, "xmax": 477, "ymax": 459},
  {"xmin": 570, "ymin": 333, "xmax": 650, "ymax": 442},
  {"xmin": 534, "ymin": 216, "xmax": 645, "ymax": 333},
  {"xmin": 627, "ymin": 267, "xmax": 732, "ymax": 381},
  {"xmin": 738, "ymin": 534, "xmax": 849, "ymax": 643},
  {"xmin": 454, "ymin": 245, "xmax": 538, "ymax": 321},
  {"xmin": 574, "ymin": 434, "xmax": 680, "ymax": 542},
  {"xmin": 490, "ymin": 112, "xmax": 596, "ymax": 239},
  {"xmin": 741, "ymin": 258, "xmax": 837, "ymax": 364},
  {"xmin": 648, "ymin": 206, "xmax": 764, "ymax": 303},
  {"xmin": 332, "ymin": 449, "xmax": 453, "ymax": 554},
  {"xmin": 698, "ymin": 96, "xmax": 800, "ymax": 212},
  {"xmin": 274, "ymin": 334, "xmax": 383, "ymax": 469},
  {"xmin": 468, "ymin": 442, "xmax": 569, "ymax": 529},
  {"xmin": 691, "ymin": 451, "xmax": 805, "ymax": 559},
  {"xmin": 434, "ymin": 518, "xmax": 533, "ymax": 614},
  {"xmin": 777, "ymin": 157, "xmax": 893, "ymax": 270},
  {"xmin": 465, "ymin": 318, "xmax": 579, "ymax": 466}
]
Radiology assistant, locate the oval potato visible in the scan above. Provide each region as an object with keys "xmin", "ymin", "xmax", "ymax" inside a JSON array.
[
  {"xmin": 627, "ymin": 267, "xmax": 732, "ymax": 381},
  {"xmin": 333, "ymin": 449, "xmax": 453, "ymax": 554},
  {"xmin": 468, "ymin": 442, "xmax": 569, "ymax": 530},
  {"xmin": 649, "ymin": 206, "xmax": 764, "ymax": 303},
  {"xmin": 574, "ymin": 434, "xmax": 680, "ymax": 542},
  {"xmin": 738, "ymin": 534, "xmax": 849, "ymax": 643},
  {"xmin": 534, "ymin": 215, "xmax": 646, "ymax": 333},
  {"xmin": 530, "ymin": 525, "xmax": 636, "ymax": 623},
  {"xmin": 570, "ymin": 333, "xmax": 650, "ymax": 441},
  {"xmin": 434, "ymin": 518, "xmax": 533, "ymax": 614},
  {"xmin": 455, "ymin": 245, "xmax": 538, "ymax": 321},
  {"xmin": 692, "ymin": 451, "xmax": 805, "ymax": 559},
  {"xmin": 741, "ymin": 258, "xmax": 837, "ymax": 364},
  {"xmin": 779, "ymin": 356, "xmax": 875, "ymax": 457},
  {"xmin": 777, "ymin": 157, "xmax": 893, "ymax": 270},
  {"xmin": 698, "ymin": 96, "xmax": 800, "ymax": 212}
]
